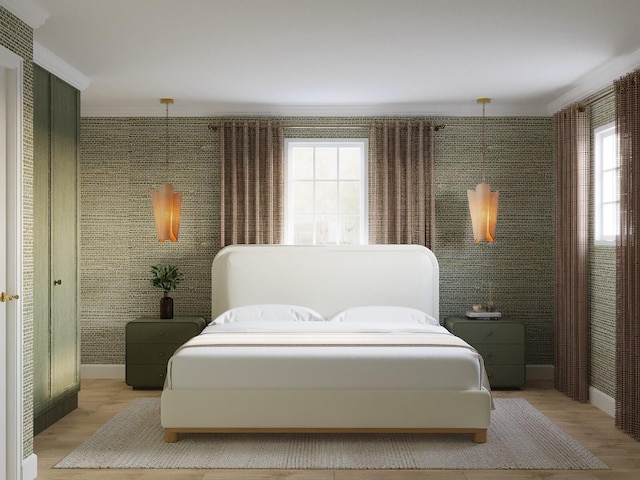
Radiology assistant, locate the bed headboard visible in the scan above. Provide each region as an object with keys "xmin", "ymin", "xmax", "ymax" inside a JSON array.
[{"xmin": 211, "ymin": 245, "xmax": 439, "ymax": 320}]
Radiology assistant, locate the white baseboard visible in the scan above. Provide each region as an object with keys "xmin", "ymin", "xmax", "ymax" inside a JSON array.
[
  {"xmin": 523, "ymin": 366, "xmax": 614, "ymax": 417},
  {"xmin": 80, "ymin": 364, "xmax": 125, "ymax": 380},
  {"xmin": 526, "ymin": 364, "xmax": 554, "ymax": 380},
  {"xmin": 22, "ymin": 453, "xmax": 37, "ymax": 480},
  {"xmin": 589, "ymin": 386, "xmax": 615, "ymax": 417},
  {"xmin": 84, "ymin": 363, "xmax": 555, "ymax": 382},
  {"xmin": 78, "ymin": 362, "xmax": 613, "ymax": 417}
]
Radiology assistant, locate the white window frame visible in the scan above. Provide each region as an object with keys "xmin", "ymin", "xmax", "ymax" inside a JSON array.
[
  {"xmin": 284, "ymin": 138, "xmax": 369, "ymax": 245},
  {"xmin": 594, "ymin": 122, "xmax": 619, "ymax": 245}
]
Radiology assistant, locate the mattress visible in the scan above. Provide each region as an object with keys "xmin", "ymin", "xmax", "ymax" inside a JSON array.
[{"xmin": 166, "ymin": 320, "xmax": 485, "ymax": 391}]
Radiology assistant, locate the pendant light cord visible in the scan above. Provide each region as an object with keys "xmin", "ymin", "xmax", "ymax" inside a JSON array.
[
  {"xmin": 165, "ymin": 100, "xmax": 169, "ymax": 181},
  {"xmin": 481, "ymin": 100, "xmax": 486, "ymax": 183},
  {"xmin": 160, "ymin": 97, "xmax": 174, "ymax": 182}
]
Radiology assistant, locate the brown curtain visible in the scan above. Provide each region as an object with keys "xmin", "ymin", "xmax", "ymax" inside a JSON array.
[
  {"xmin": 553, "ymin": 104, "xmax": 590, "ymax": 402},
  {"xmin": 614, "ymin": 70, "xmax": 640, "ymax": 441},
  {"xmin": 369, "ymin": 120, "xmax": 435, "ymax": 247},
  {"xmin": 219, "ymin": 120, "xmax": 284, "ymax": 246}
]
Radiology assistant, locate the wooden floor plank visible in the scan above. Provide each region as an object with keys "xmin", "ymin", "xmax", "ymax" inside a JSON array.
[{"xmin": 32, "ymin": 379, "xmax": 640, "ymax": 480}]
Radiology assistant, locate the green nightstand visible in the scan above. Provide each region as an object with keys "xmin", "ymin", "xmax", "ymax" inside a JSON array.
[
  {"xmin": 126, "ymin": 316, "xmax": 207, "ymax": 389},
  {"xmin": 445, "ymin": 316, "xmax": 526, "ymax": 388}
]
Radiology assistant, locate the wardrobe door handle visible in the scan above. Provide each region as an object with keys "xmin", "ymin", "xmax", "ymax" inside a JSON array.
[
  {"xmin": 53, "ymin": 279, "xmax": 62, "ymax": 286},
  {"xmin": 0, "ymin": 292, "xmax": 20, "ymax": 302}
]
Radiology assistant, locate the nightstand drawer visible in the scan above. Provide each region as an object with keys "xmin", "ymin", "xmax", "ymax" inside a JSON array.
[
  {"xmin": 126, "ymin": 343, "xmax": 183, "ymax": 365},
  {"xmin": 475, "ymin": 343, "xmax": 524, "ymax": 365},
  {"xmin": 486, "ymin": 364, "xmax": 526, "ymax": 388},
  {"xmin": 445, "ymin": 316, "xmax": 525, "ymax": 388},
  {"xmin": 450, "ymin": 322, "xmax": 523, "ymax": 344},
  {"xmin": 126, "ymin": 322, "xmax": 200, "ymax": 344},
  {"xmin": 125, "ymin": 317, "xmax": 206, "ymax": 389},
  {"xmin": 126, "ymin": 364, "xmax": 168, "ymax": 388}
]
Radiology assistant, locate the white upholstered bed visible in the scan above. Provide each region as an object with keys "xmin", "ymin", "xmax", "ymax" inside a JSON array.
[{"xmin": 160, "ymin": 245, "xmax": 492, "ymax": 443}]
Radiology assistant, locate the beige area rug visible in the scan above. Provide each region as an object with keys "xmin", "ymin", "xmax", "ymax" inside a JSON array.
[{"xmin": 55, "ymin": 398, "xmax": 607, "ymax": 470}]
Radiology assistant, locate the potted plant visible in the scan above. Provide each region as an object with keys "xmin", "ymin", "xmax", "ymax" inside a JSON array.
[{"xmin": 150, "ymin": 264, "xmax": 183, "ymax": 319}]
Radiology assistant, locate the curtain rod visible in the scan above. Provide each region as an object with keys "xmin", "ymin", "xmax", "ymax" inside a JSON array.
[
  {"xmin": 208, "ymin": 122, "xmax": 444, "ymax": 131},
  {"xmin": 577, "ymin": 89, "xmax": 614, "ymax": 111}
]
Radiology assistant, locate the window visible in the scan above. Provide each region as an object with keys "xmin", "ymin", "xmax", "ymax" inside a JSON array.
[
  {"xmin": 594, "ymin": 122, "xmax": 619, "ymax": 245},
  {"xmin": 285, "ymin": 139, "xmax": 368, "ymax": 245}
]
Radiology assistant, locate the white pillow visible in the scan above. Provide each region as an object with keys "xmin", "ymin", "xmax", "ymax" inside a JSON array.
[
  {"xmin": 328, "ymin": 306, "xmax": 439, "ymax": 326},
  {"xmin": 213, "ymin": 304, "xmax": 325, "ymax": 324}
]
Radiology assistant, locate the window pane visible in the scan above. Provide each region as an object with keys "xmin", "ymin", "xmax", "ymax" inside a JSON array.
[
  {"xmin": 315, "ymin": 182, "xmax": 337, "ymax": 214},
  {"xmin": 594, "ymin": 123, "xmax": 619, "ymax": 244},
  {"xmin": 602, "ymin": 134, "xmax": 617, "ymax": 170},
  {"xmin": 339, "ymin": 181, "xmax": 360, "ymax": 214},
  {"xmin": 293, "ymin": 181, "xmax": 314, "ymax": 214},
  {"xmin": 602, "ymin": 203, "xmax": 618, "ymax": 237},
  {"xmin": 315, "ymin": 148, "xmax": 338, "ymax": 179},
  {"xmin": 340, "ymin": 216, "xmax": 360, "ymax": 245},
  {"xmin": 292, "ymin": 148, "xmax": 314, "ymax": 179},
  {"xmin": 293, "ymin": 215, "xmax": 314, "ymax": 244},
  {"xmin": 339, "ymin": 148, "xmax": 361, "ymax": 179},
  {"xmin": 315, "ymin": 215, "xmax": 338, "ymax": 244},
  {"xmin": 286, "ymin": 140, "xmax": 367, "ymax": 245},
  {"xmin": 602, "ymin": 170, "xmax": 618, "ymax": 203}
]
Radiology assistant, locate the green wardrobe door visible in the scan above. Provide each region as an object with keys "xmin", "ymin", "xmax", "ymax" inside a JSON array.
[
  {"xmin": 33, "ymin": 65, "xmax": 52, "ymax": 409},
  {"xmin": 50, "ymin": 75, "xmax": 79, "ymax": 396},
  {"xmin": 33, "ymin": 66, "xmax": 80, "ymax": 431}
]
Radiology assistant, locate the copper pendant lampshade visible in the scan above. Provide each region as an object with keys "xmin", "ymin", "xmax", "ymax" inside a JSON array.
[
  {"xmin": 467, "ymin": 98, "xmax": 499, "ymax": 243},
  {"xmin": 151, "ymin": 98, "xmax": 182, "ymax": 242}
]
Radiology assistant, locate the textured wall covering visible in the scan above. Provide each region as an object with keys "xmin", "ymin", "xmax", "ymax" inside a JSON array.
[
  {"xmin": 0, "ymin": 5, "xmax": 35, "ymax": 459},
  {"xmin": 433, "ymin": 117, "xmax": 554, "ymax": 364},
  {"xmin": 587, "ymin": 87, "xmax": 617, "ymax": 399},
  {"xmin": 80, "ymin": 115, "xmax": 555, "ymax": 366},
  {"xmin": 81, "ymin": 118, "xmax": 218, "ymax": 364}
]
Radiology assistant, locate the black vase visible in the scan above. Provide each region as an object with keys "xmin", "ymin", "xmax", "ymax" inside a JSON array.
[{"xmin": 160, "ymin": 293, "xmax": 174, "ymax": 319}]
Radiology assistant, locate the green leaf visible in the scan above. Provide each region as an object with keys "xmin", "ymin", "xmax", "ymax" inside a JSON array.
[{"xmin": 150, "ymin": 264, "xmax": 183, "ymax": 292}]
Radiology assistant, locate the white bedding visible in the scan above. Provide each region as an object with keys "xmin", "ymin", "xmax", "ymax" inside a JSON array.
[{"xmin": 165, "ymin": 321, "xmax": 485, "ymax": 391}]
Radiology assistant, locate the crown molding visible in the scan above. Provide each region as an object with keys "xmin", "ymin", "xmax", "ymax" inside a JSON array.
[
  {"xmin": 33, "ymin": 42, "xmax": 91, "ymax": 91},
  {"xmin": 547, "ymin": 46, "xmax": 640, "ymax": 113},
  {"xmin": 0, "ymin": 0, "xmax": 49, "ymax": 28},
  {"xmin": 81, "ymin": 101, "xmax": 550, "ymax": 118}
]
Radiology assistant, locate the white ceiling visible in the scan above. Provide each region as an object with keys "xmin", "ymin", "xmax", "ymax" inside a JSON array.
[{"xmin": 14, "ymin": 0, "xmax": 640, "ymax": 116}]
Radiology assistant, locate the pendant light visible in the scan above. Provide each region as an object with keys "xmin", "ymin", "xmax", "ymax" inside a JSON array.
[
  {"xmin": 467, "ymin": 98, "xmax": 499, "ymax": 243},
  {"xmin": 151, "ymin": 98, "xmax": 182, "ymax": 242}
]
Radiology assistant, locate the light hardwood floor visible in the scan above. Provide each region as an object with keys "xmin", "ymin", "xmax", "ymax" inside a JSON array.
[{"xmin": 33, "ymin": 379, "xmax": 640, "ymax": 480}]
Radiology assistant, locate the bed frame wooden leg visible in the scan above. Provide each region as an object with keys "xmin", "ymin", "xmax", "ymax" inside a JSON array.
[
  {"xmin": 472, "ymin": 429, "xmax": 487, "ymax": 443},
  {"xmin": 164, "ymin": 429, "xmax": 179, "ymax": 443}
]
